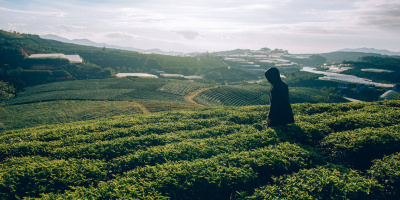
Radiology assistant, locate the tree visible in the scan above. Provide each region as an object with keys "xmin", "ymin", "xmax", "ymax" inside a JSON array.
[{"xmin": 0, "ymin": 81, "xmax": 15, "ymax": 101}]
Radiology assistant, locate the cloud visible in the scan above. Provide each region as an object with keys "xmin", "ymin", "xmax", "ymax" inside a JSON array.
[
  {"xmin": 1, "ymin": 0, "xmax": 399, "ymax": 53},
  {"xmin": 6, "ymin": 23, "xmax": 26, "ymax": 30},
  {"xmin": 104, "ymin": 32, "xmax": 134, "ymax": 39},
  {"xmin": 175, "ymin": 30, "xmax": 200, "ymax": 39},
  {"xmin": 0, "ymin": 6, "xmax": 66, "ymax": 17},
  {"xmin": 355, "ymin": 0, "xmax": 400, "ymax": 30},
  {"xmin": 49, "ymin": 24, "xmax": 86, "ymax": 34}
]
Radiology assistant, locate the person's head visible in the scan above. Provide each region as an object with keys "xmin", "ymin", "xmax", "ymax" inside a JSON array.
[{"xmin": 264, "ymin": 67, "xmax": 282, "ymax": 85}]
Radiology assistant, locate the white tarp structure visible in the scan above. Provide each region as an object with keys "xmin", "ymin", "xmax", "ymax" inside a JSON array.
[
  {"xmin": 116, "ymin": 73, "xmax": 158, "ymax": 78},
  {"xmin": 379, "ymin": 90, "xmax": 400, "ymax": 100},
  {"xmin": 65, "ymin": 55, "xmax": 83, "ymax": 63},
  {"xmin": 29, "ymin": 53, "xmax": 83, "ymax": 63}
]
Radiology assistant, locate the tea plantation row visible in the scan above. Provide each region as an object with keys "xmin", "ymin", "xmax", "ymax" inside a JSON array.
[
  {"xmin": 194, "ymin": 85, "xmax": 346, "ymax": 106},
  {"xmin": 0, "ymin": 100, "xmax": 199, "ymax": 131},
  {"xmin": 0, "ymin": 101, "xmax": 400, "ymax": 199}
]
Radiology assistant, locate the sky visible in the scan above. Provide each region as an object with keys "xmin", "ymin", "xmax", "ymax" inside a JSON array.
[{"xmin": 0, "ymin": 0, "xmax": 399, "ymax": 54}]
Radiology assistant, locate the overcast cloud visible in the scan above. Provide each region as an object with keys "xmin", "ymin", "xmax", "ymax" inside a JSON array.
[{"xmin": 0, "ymin": 0, "xmax": 399, "ymax": 53}]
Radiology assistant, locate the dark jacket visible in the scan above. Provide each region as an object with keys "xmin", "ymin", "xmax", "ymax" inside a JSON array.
[{"xmin": 265, "ymin": 68, "xmax": 294, "ymax": 126}]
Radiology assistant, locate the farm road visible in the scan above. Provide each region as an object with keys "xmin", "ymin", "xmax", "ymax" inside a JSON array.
[
  {"xmin": 132, "ymin": 102, "xmax": 150, "ymax": 114},
  {"xmin": 184, "ymin": 86, "xmax": 219, "ymax": 106}
]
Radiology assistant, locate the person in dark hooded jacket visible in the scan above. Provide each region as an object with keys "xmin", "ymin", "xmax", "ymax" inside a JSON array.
[{"xmin": 264, "ymin": 67, "xmax": 294, "ymax": 127}]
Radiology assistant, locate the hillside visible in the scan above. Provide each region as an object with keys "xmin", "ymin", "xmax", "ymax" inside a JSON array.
[
  {"xmin": 0, "ymin": 100, "xmax": 399, "ymax": 199},
  {"xmin": 1, "ymin": 77, "xmax": 346, "ymax": 131},
  {"xmin": 337, "ymin": 48, "xmax": 400, "ymax": 56},
  {"xmin": 317, "ymin": 51, "xmax": 387, "ymax": 63},
  {"xmin": 0, "ymin": 30, "xmax": 226, "ymax": 87},
  {"xmin": 40, "ymin": 34, "xmax": 184, "ymax": 56}
]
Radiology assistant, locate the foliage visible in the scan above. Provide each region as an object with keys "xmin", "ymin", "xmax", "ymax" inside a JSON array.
[
  {"xmin": 251, "ymin": 164, "xmax": 384, "ymax": 200},
  {"xmin": 0, "ymin": 156, "xmax": 109, "ymax": 198},
  {"xmin": 0, "ymin": 81, "xmax": 15, "ymax": 102},
  {"xmin": 368, "ymin": 152, "xmax": 400, "ymax": 199},
  {"xmin": 321, "ymin": 125, "xmax": 400, "ymax": 169}
]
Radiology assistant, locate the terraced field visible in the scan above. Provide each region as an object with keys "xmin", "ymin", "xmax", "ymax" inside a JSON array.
[
  {"xmin": 1, "ymin": 78, "xmax": 348, "ymax": 132},
  {"xmin": 194, "ymin": 85, "xmax": 346, "ymax": 106}
]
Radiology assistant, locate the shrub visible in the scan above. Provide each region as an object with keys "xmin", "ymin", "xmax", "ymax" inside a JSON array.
[
  {"xmin": 368, "ymin": 152, "xmax": 400, "ymax": 200},
  {"xmin": 251, "ymin": 164, "xmax": 384, "ymax": 200},
  {"xmin": 320, "ymin": 125, "xmax": 400, "ymax": 169}
]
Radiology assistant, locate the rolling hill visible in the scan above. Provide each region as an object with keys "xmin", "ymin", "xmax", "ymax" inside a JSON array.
[
  {"xmin": 1, "ymin": 77, "xmax": 346, "ymax": 131},
  {"xmin": 0, "ymin": 30, "xmax": 227, "ymax": 87}
]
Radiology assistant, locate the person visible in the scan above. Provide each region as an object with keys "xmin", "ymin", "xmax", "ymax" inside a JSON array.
[{"xmin": 264, "ymin": 67, "xmax": 294, "ymax": 127}]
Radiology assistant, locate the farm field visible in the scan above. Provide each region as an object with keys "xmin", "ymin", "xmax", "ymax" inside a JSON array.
[
  {"xmin": 5, "ymin": 77, "xmax": 345, "ymax": 106},
  {"xmin": 1, "ymin": 77, "xmax": 348, "ymax": 132},
  {"xmin": 0, "ymin": 78, "xmax": 210, "ymax": 131},
  {"xmin": 0, "ymin": 100, "xmax": 200, "ymax": 131},
  {"xmin": 194, "ymin": 85, "xmax": 346, "ymax": 107},
  {"xmin": 1, "ymin": 100, "xmax": 399, "ymax": 199},
  {"xmin": 4, "ymin": 78, "xmax": 189, "ymax": 105}
]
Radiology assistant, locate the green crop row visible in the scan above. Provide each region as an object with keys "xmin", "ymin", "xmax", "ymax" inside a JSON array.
[
  {"xmin": 4, "ymin": 78, "xmax": 189, "ymax": 105},
  {"xmin": 194, "ymin": 86, "xmax": 346, "ymax": 107},
  {"xmin": 251, "ymin": 164, "xmax": 383, "ymax": 199},
  {"xmin": 0, "ymin": 119, "xmax": 224, "ymax": 161},
  {"xmin": 42, "ymin": 143, "xmax": 318, "ymax": 200},
  {"xmin": 110, "ymin": 126, "xmax": 279, "ymax": 173},
  {"xmin": 0, "ymin": 100, "xmax": 144, "ymax": 131},
  {"xmin": 321, "ymin": 125, "xmax": 400, "ymax": 169},
  {"xmin": 157, "ymin": 80, "xmax": 211, "ymax": 96},
  {"xmin": 194, "ymin": 86, "xmax": 266, "ymax": 107},
  {"xmin": 0, "ymin": 156, "xmax": 109, "ymax": 199},
  {"xmin": 368, "ymin": 152, "xmax": 400, "ymax": 199}
]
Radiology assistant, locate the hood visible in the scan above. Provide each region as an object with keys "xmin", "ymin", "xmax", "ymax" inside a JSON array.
[{"xmin": 264, "ymin": 67, "xmax": 282, "ymax": 85}]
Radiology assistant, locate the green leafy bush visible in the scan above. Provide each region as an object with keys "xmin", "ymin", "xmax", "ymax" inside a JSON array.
[
  {"xmin": 0, "ymin": 156, "xmax": 108, "ymax": 199},
  {"xmin": 321, "ymin": 125, "xmax": 400, "ymax": 169},
  {"xmin": 251, "ymin": 164, "xmax": 384, "ymax": 200},
  {"xmin": 368, "ymin": 152, "xmax": 400, "ymax": 199}
]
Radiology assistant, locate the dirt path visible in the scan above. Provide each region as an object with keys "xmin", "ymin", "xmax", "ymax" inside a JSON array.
[
  {"xmin": 184, "ymin": 86, "xmax": 218, "ymax": 106},
  {"xmin": 132, "ymin": 102, "xmax": 151, "ymax": 114}
]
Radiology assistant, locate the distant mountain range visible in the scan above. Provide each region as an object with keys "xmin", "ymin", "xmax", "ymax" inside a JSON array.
[
  {"xmin": 336, "ymin": 48, "xmax": 400, "ymax": 56},
  {"xmin": 40, "ymin": 34, "xmax": 400, "ymax": 57},
  {"xmin": 40, "ymin": 34, "xmax": 184, "ymax": 56}
]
